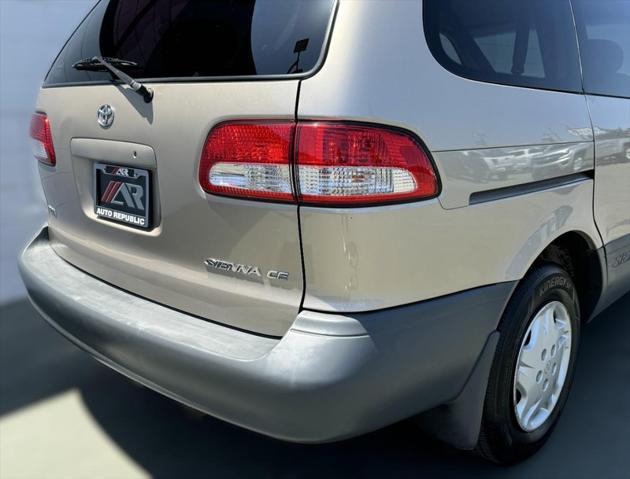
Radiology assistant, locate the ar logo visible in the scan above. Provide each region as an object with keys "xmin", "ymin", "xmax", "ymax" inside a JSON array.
[{"xmin": 101, "ymin": 181, "xmax": 145, "ymax": 210}]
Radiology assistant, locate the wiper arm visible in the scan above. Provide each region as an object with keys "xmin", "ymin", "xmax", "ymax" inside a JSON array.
[{"xmin": 73, "ymin": 56, "xmax": 153, "ymax": 103}]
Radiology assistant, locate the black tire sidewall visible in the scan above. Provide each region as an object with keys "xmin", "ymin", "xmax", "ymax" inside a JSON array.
[{"xmin": 483, "ymin": 265, "xmax": 581, "ymax": 461}]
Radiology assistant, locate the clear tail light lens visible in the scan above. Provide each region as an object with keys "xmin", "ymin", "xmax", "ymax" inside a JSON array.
[
  {"xmin": 199, "ymin": 122, "xmax": 295, "ymax": 202},
  {"xmin": 296, "ymin": 123, "xmax": 438, "ymax": 205},
  {"xmin": 199, "ymin": 121, "xmax": 438, "ymax": 206},
  {"xmin": 30, "ymin": 113, "xmax": 56, "ymax": 166}
]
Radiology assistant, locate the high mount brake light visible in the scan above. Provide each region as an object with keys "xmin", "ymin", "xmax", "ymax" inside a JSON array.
[
  {"xmin": 199, "ymin": 121, "xmax": 438, "ymax": 205},
  {"xmin": 30, "ymin": 113, "xmax": 56, "ymax": 166}
]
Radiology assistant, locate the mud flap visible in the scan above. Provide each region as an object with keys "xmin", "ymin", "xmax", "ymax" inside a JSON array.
[{"xmin": 416, "ymin": 331, "xmax": 500, "ymax": 450}]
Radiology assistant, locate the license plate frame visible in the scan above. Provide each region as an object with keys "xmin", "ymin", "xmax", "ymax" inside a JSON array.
[{"xmin": 94, "ymin": 163, "xmax": 151, "ymax": 229}]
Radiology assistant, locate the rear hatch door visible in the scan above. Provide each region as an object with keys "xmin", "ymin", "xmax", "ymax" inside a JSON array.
[{"xmin": 36, "ymin": 0, "xmax": 336, "ymax": 336}]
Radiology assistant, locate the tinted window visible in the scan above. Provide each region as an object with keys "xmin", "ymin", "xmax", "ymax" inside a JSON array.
[
  {"xmin": 45, "ymin": 0, "xmax": 336, "ymax": 86},
  {"xmin": 573, "ymin": 0, "xmax": 630, "ymax": 99},
  {"xmin": 424, "ymin": 0, "xmax": 582, "ymax": 92}
]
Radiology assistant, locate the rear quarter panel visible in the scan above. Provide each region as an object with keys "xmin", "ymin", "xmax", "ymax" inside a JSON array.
[{"xmin": 297, "ymin": 0, "xmax": 601, "ymax": 312}]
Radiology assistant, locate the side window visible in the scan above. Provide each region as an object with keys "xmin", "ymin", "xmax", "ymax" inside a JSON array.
[
  {"xmin": 423, "ymin": 0, "xmax": 582, "ymax": 93},
  {"xmin": 573, "ymin": 0, "xmax": 630, "ymax": 99}
]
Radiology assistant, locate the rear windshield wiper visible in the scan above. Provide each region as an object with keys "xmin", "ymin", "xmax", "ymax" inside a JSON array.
[{"xmin": 73, "ymin": 56, "xmax": 154, "ymax": 103}]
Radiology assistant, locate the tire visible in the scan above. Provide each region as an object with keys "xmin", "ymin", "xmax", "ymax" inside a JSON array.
[{"xmin": 476, "ymin": 264, "xmax": 581, "ymax": 464}]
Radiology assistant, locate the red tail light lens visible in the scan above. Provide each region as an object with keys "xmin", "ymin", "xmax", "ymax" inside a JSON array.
[
  {"xmin": 199, "ymin": 121, "xmax": 438, "ymax": 206},
  {"xmin": 295, "ymin": 123, "xmax": 438, "ymax": 205},
  {"xmin": 199, "ymin": 122, "xmax": 295, "ymax": 202},
  {"xmin": 30, "ymin": 113, "xmax": 56, "ymax": 166}
]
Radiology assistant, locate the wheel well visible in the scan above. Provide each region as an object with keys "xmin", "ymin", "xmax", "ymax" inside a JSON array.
[{"xmin": 530, "ymin": 232, "xmax": 604, "ymax": 321}]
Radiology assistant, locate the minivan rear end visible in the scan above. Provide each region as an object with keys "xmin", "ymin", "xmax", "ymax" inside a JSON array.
[{"xmin": 19, "ymin": 0, "xmax": 630, "ymax": 464}]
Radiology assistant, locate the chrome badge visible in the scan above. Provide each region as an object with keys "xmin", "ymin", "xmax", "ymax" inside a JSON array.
[
  {"xmin": 204, "ymin": 258, "xmax": 289, "ymax": 281},
  {"xmin": 97, "ymin": 104, "xmax": 115, "ymax": 129}
]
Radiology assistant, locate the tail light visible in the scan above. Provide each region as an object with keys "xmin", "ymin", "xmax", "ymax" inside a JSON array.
[
  {"xmin": 199, "ymin": 122, "xmax": 295, "ymax": 202},
  {"xmin": 199, "ymin": 121, "xmax": 438, "ymax": 206},
  {"xmin": 30, "ymin": 113, "xmax": 56, "ymax": 166},
  {"xmin": 295, "ymin": 123, "xmax": 438, "ymax": 205}
]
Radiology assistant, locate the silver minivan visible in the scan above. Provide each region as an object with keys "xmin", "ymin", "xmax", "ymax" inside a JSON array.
[{"xmin": 19, "ymin": 0, "xmax": 630, "ymax": 464}]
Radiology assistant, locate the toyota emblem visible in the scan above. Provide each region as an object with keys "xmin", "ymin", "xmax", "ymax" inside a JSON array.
[{"xmin": 97, "ymin": 104, "xmax": 115, "ymax": 129}]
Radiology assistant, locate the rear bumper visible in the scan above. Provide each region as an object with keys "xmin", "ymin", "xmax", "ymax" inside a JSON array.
[{"xmin": 19, "ymin": 227, "xmax": 515, "ymax": 443}]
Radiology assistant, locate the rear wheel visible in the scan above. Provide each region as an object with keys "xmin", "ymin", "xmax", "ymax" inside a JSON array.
[{"xmin": 477, "ymin": 265, "xmax": 580, "ymax": 464}]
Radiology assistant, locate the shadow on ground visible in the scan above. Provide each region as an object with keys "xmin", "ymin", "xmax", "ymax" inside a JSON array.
[{"xmin": 1, "ymin": 294, "xmax": 629, "ymax": 479}]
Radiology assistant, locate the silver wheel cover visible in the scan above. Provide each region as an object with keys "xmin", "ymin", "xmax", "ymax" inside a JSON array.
[{"xmin": 513, "ymin": 301, "xmax": 573, "ymax": 432}]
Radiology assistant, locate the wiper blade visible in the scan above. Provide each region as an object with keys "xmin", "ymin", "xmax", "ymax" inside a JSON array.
[
  {"xmin": 73, "ymin": 56, "xmax": 140, "ymax": 70},
  {"xmin": 72, "ymin": 56, "xmax": 153, "ymax": 103}
]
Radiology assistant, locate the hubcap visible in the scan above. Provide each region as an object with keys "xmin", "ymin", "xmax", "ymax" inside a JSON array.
[{"xmin": 513, "ymin": 301, "xmax": 572, "ymax": 432}]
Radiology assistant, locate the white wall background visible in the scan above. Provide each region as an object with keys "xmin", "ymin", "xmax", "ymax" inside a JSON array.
[{"xmin": 0, "ymin": 0, "xmax": 95, "ymax": 302}]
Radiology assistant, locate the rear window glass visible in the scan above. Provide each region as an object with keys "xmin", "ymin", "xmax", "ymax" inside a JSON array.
[
  {"xmin": 423, "ymin": 0, "xmax": 582, "ymax": 93},
  {"xmin": 44, "ymin": 0, "xmax": 336, "ymax": 86}
]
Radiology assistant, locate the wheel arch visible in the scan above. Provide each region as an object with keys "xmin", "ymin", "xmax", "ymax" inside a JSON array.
[
  {"xmin": 421, "ymin": 230, "xmax": 605, "ymax": 453},
  {"xmin": 523, "ymin": 230, "xmax": 605, "ymax": 323}
]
